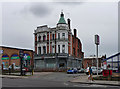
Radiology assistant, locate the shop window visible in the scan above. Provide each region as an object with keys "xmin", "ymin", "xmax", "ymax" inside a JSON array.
[{"xmin": 59, "ymin": 63, "xmax": 65, "ymax": 67}]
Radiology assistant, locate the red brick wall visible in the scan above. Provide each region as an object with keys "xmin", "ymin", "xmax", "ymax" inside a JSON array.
[
  {"xmin": 0, "ymin": 47, "xmax": 33, "ymax": 67},
  {"xmin": 68, "ymin": 33, "xmax": 71, "ymax": 55},
  {"xmin": 83, "ymin": 58, "xmax": 102, "ymax": 69},
  {"xmin": 35, "ymin": 34, "xmax": 37, "ymax": 54},
  {"xmin": 72, "ymin": 35, "xmax": 83, "ymax": 59}
]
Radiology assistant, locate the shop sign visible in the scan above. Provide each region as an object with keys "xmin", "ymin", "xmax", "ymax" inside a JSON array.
[
  {"xmin": 0, "ymin": 50, "xmax": 3, "ymax": 54},
  {"xmin": 95, "ymin": 35, "xmax": 100, "ymax": 45}
]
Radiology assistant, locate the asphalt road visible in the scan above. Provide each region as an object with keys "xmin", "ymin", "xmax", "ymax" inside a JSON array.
[{"xmin": 2, "ymin": 72, "xmax": 120, "ymax": 88}]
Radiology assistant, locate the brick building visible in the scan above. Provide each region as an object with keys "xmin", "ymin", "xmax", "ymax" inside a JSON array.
[
  {"xmin": 0, "ymin": 46, "xmax": 33, "ymax": 69},
  {"xmin": 82, "ymin": 56, "xmax": 106, "ymax": 69},
  {"xmin": 34, "ymin": 12, "xmax": 84, "ymax": 71}
]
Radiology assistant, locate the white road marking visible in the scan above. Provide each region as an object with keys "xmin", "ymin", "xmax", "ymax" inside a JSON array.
[{"xmin": 64, "ymin": 83, "xmax": 69, "ymax": 86}]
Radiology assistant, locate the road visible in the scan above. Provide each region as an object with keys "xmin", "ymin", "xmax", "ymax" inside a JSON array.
[{"xmin": 2, "ymin": 72, "xmax": 120, "ymax": 87}]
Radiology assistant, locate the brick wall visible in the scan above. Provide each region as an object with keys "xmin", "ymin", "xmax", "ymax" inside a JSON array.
[{"xmin": 0, "ymin": 46, "xmax": 33, "ymax": 67}]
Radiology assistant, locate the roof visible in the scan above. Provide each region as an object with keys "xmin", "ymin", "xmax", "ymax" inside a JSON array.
[
  {"xmin": 0, "ymin": 45, "xmax": 33, "ymax": 52},
  {"xmin": 84, "ymin": 57, "xmax": 102, "ymax": 59},
  {"xmin": 58, "ymin": 12, "xmax": 66, "ymax": 24},
  {"xmin": 103, "ymin": 52, "xmax": 120, "ymax": 62}
]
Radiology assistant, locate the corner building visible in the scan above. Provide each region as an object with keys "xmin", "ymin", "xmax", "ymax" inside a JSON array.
[{"xmin": 34, "ymin": 12, "xmax": 84, "ymax": 71}]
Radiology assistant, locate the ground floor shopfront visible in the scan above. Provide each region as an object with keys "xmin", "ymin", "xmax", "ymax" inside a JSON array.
[
  {"xmin": 0, "ymin": 46, "xmax": 33, "ymax": 69},
  {"xmin": 34, "ymin": 53, "xmax": 82, "ymax": 71}
]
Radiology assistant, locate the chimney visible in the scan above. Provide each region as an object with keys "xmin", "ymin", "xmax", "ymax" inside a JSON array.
[
  {"xmin": 74, "ymin": 29, "xmax": 77, "ymax": 37},
  {"xmin": 67, "ymin": 18, "xmax": 71, "ymax": 29}
]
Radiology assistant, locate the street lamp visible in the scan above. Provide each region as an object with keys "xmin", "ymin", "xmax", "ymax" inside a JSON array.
[
  {"xmin": 95, "ymin": 35, "xmax": 100, "ymax": 76},
  {"xmin": 19, "ymin": 50, "xmax": 24, "ymax": 76}
]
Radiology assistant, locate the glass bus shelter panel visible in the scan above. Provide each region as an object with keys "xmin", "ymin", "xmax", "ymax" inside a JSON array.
[
  {"xmin": 107, "ymin": 58, "xmax": 112, "ymax": 62},
  {"xmin": 113, "ymin": 56, "xmax": 118, "ymax": 62}
]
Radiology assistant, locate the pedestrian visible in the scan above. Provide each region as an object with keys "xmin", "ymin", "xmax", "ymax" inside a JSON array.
[
  {"xmin": 88, "ymin": 67, "xmax": 94, "ymax": 81},
  {"xmin": 8, "ymin": 65, "xmax": 11, "ymax": 75}
]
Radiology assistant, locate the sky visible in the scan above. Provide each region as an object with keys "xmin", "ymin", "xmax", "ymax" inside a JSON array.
[{"xmin": 0, "ymin": 1, "xmax": 119, "ymax": 57}]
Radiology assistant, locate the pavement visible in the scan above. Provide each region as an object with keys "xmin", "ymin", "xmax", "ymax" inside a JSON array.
[
  {"xmin": 70, "ymin": 75, "xmax": 120, "ymax": 86},
  {"xmin": 1, "ymin": 72, "xmax": 120, "ymax": 86},
  {"xmin": 0, "ymin": 74, "xmax": 28, "ymax": 79}
]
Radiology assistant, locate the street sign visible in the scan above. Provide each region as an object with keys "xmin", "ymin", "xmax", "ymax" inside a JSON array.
[
  {"xmin": 95, "ymin": 35, "xmax": 100, "ymax": 45},
  {"xmin": 0, "ymin": 50, "xmax": 3, "ymax": 54},
  {"xmin": 24, "ymin": 54, "xmax": 27, "ymax": 60},
  {"xmin": 19, "ymin": 50, "xmax": 24, "ymax": 58}
]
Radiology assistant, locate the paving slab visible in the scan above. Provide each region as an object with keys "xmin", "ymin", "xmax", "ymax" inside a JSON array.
[{"xmin": 70, "ymin": 75, "xmax": 120, "ymax": 86}]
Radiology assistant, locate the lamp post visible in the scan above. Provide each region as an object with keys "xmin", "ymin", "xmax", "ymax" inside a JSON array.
[
  {"xmin": 95, "ymin": 35, "xmax": 100, "ymax": 76},
  {"xmin": 19, "ymin": 50, "xmax": 24, "ymax": 76}
]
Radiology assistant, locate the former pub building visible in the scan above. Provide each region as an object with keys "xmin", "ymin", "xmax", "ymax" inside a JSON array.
[{"xmin": 34, "ymin": 12, "xmax": 84, "ymax": 71}]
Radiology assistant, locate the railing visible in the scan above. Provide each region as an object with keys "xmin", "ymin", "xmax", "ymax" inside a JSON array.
[
  {"xmin": 36, "ymin": 38, "xmax": 69, "ymax": 43},
  {"xmin": 34, "ymin": 53, "xmax": 68, "ymax": 57}
]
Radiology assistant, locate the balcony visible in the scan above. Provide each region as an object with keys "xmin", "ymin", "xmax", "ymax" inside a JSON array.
[
  {"xmin": 36, "ymin": 38, "xmax": 69, "ymax": 43},
  {"xmin": 34, "ymin": 53, "xmax": 69, "ymax": 59}
]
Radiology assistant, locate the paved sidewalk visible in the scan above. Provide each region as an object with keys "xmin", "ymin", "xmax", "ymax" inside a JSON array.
[
  {"xmin": 0, "ymin": 74, "xmax": 28, "ymax": 79},
  {"xmin": 0, "ymin": 72, "xmax": 53, "ymax": 79},
  {"xmin": 70, "ymin": 75, "xmax": 120, "ymax": 86}
]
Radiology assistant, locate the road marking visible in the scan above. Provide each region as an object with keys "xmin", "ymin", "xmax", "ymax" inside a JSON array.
[
  {"xmin": 64, "ymin": 83, "xmax": 69, "ymax": 86},
  {"xmin": 73, "ymin": 85, "xmax": 79, "ymax": 87}
]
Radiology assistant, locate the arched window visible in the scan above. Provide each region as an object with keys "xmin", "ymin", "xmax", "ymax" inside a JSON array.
[
  {"xmin": 2, "ymin": 55, "xmax": 9, "ymax": 60},
  {"xmin": 11, "ymin": 54, "xmax": 19, "ymax": 60},
  {"xmin": 38, "ymin": 36, "xmax": 41, "ymax": 42}
]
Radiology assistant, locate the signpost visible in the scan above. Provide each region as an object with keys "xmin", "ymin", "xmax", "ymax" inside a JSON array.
[
  {"xmin": 95, "ymin": 35, "xmax": 100, "ymax": 76},
  {"xmin": 19, "ymin": 50, "xmax": 24, "ymax": 76}
]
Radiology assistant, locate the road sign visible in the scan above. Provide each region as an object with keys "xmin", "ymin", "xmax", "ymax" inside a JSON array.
[
  {"xmin": 95, "ymin": 35, "xmax": 100, "ymax": 45},
  {"xmin": 19, "ymin": 50, "xmax": 24, "ymax": 58}
]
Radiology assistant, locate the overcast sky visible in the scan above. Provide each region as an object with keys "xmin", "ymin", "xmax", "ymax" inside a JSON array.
[{"xmin": 1, "ymin": 1, "xmax": 118, "ymax": 57}]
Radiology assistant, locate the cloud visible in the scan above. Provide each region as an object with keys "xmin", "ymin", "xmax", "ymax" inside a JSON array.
[
  {"xmin": 22, "ymin": 3, "xmax": 53, "ymax": 17},
  {"xmin": 55, "ymin": 2, "xmax": 84, "ymax": 5}
]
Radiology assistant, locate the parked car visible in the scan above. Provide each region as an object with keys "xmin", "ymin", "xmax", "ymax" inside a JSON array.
[
  {"xmin": 67, "ymin": 68, "xmax": 74, "ymax": 74},
  {"xmin": 85, "ymin": 66, "xmax": 103, "ymax": 75},
  {"xmin": 14, "ymin": 66, "xmax": 20, "ymax": 70},
  {"xmin": 77, "ymin": 68, "xmax": 84, "ymax": 73},
  {"xmin": 73, "ymin": 68, "xmax": 78, "ymax": 73},
  {"xmin": 3, "ymin": 67, "xmax": 9, "ymax": 70}
]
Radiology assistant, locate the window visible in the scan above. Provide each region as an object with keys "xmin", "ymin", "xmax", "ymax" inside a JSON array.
[
  {"xmin": 58, "ymin": 45, "xmax": 60, "ymax": 53},
  {"xmin": 77, "ymin": 49, "xmax": 79, "ymax": 56},
  {"xmin": 52, "ymin": 46, "xmax": 54, "ymax": 53},
  {"xmin": 38, "ymin": 36, "xmax": 41, "ymax": 42},
  {"xmin": 52, "ymin": 34, "xmax": 55, "ymax": 40},
  {"xmin": 62, "ymin": 33, "xmax": 65, "ymax": 39},
  {"xmin": 43, "ymin": 46, "xmax": 46, "ymax": 54},
  {"xmin": 78, "ymin": 41, "xmax": 80, "ymax": 48},
  {"xmin": 62, "ymin": 45, "xmax": 65, "ymax": 53},
  {"xmin": 73, "ymin": 37, "xmax": 74, "ymax": 43},
  {"xmin": 38, "ymin": 47, "xmax": 41, "ymax": 54},
  {"xmin": 58, "ymin": 33, "xmax": 60, "ymax": 40},
  {"xmin": 43, "ymin": 35, "xmax": 46, "ymax": 41},
  {"xmin": 73, "ymin": 48, "xmax": 75, "ymax": 55}
]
